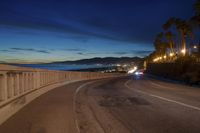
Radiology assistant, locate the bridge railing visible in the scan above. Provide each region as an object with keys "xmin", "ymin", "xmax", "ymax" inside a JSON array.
[{"xmin": 0, "ymin": 68, "xmax": 121, "ymax": 107}]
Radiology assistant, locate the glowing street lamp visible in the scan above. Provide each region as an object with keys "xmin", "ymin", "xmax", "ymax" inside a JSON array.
[
  {"xmin": 193, "ymin": 45, "xmax": 197, "ymax": 49},
  {"xmin": 153, "ymin": 57, "xmax": 159, "ymax": 62},
  {"xmin": 153, "ymin": 58, "xmax": 157, "ymax": 62},
  {"xmin": 169, "ymin": 53, "xmax": 174, "ymax": 57},
  {"xmin": 181, "ymin": 49, "xmax": 186, "ymax": 55},
  {"xmin": 163, "ymin": 55, "xmax": 167, "ymax": 59},
  {"xmin": 153, "ymin": 56, "xmax": 163, "ymax": 62}
]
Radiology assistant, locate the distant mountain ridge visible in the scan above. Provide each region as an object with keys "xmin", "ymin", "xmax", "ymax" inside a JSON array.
[{"xmin": 53, "ymin": 57, "xmax": 144, "ymax": 65}]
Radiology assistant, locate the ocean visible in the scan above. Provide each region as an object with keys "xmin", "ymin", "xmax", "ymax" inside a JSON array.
[{"xmin": 17, "ymin": 64, "xmax": 107, "ymax": 71}]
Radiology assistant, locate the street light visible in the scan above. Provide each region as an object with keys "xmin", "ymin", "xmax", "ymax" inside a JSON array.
[
  {"xmin": 169, "ymin": 53, "xmax": 174, "ymax": 57},
  {"xmin": 193, "ymin": 45, "xmax": 197, "ymax": 49},
  {"xmin": 153, "ymin": 58, "xmax": 157, "ymax": 62},
  {"xmin": 153, "ymin": 57, "xmax": 159, "ymax": 62},
  {"xmin": 181, "ymin": 49, "xmax": 186, "ymax": 55}
]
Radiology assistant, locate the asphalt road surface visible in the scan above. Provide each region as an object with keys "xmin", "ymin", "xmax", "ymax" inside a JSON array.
[{"xmin": 0, "ymin": 75, "xmax": 200, "ymax": 133}]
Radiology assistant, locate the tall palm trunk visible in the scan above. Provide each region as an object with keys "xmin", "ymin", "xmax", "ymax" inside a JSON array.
[
  {"xmin": 170, "ymin": 42, "xmax": 174, "ymax": 53},
  {"xmin": 181, "ymin": 31, "xmax": 186, "ymax": 55}
]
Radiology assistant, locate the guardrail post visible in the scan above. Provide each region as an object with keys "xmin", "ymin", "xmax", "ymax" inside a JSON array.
[
  {"xmin": 36, "ymin": 72, "xmax": 39, "ymax": 88},
  {"xmin": 0, "ymin": 72, "xmax": 8, "ymax": 101},
  {"xmin": 7, "ymin": 72, "xmax": 14, "ymax": 99},
  {"xmin": 19, "ymin": 72, "xmax": 23, "ymax": 94},
  {"xmin": 68, "ymin": 72, "xmax": 71, "ymax": 81},
  {"xmin": 14, "ymin": 73, "xmax": 20, "ymax": 96}
]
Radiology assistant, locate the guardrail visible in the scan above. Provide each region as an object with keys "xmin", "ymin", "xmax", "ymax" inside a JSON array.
[
  {"xmin": 0, "ymin": 67, "xmax": 121, "ymax": 108},
  {"xmin": 0, "ymin": 65, "xmax": 123, "ymax": 125}
]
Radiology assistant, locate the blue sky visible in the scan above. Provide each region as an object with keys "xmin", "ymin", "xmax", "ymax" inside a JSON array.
[{"xmin": 0, "ymin": 0, "xmax": 196, "ymax": 63}]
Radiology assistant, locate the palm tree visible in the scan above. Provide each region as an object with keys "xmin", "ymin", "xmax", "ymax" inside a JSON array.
[
  {"xmin": 165, "ymin": 31, "xmax": 175, "ymax": 54},
  {"xmin": 163, "ymin": 18, "xmax": 177, "ymax": 55},
  {"xmin": 193, "ymin": 0, "xmax": 200, "ymax": 42},
  {"xmin": 154, "ymin": 33, "xmax": 168, "ymax": 56},
  {"xmin": 174, "ymin": 19, "xmax": 192, "ymax": 54},
  {"xmin": 163, "ymin": 17, "xmax": 176, "ymax": 30},
  {"xmin": 191, "ymin": 15, "xmax": 200, "ymax": 28},
  {"xmin": 188, "ymin": 0, "xmax": 200, "ymax": 57},
  {"xmin": 157, "ymin": 32, "xmax": 164, "ymax": 40},
  {"xmin": 194, "ymin": 0, "xmax": 200, "ymax": 15},
  {"xmin": 190, "ymin": 0, "xmax": 200, "ymax": 28},
  {"xmin": 163, "ymin": 18, "xmax": 192, "ymax": 55}
]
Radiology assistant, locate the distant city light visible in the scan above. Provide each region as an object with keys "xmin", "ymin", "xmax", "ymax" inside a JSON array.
[
  {"xmin": 123, "ymin": 64, "xmax": 127, "ymax": 67},
  {"xmin": 163, "ymin": 55, "xmax": 167, "ymax": 59},
  {"xmin": 193, "ymin": 45, "xmax": 197, "ymax": 49}
]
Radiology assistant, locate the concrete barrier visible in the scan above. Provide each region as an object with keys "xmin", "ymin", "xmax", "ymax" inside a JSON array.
[{"xmin": 0, "ymin": 64, "xmax": 122, "ymax": 125}]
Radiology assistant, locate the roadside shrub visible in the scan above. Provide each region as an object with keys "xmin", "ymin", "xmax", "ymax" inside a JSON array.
[{"xmin": 146, "ymin": 59, "xmax": 200, "ymax": 85}]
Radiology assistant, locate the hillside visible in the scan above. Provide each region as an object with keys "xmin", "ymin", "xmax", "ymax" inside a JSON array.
[{"xmin": 53, "ymin": 57, "xmax": 144, "ymax": 65}]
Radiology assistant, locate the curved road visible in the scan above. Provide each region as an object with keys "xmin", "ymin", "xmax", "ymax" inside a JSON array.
[{"xmin": 0, "ymin": 76, "xmax": 200, "ymax": 133}]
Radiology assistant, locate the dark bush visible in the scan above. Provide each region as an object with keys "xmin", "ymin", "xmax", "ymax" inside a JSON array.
[{"xmin": 146, "ymin": 58, "xmax": 200, "ymax": 85}]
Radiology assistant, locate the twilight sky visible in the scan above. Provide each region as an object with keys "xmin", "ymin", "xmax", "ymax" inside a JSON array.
[{"xmin": 0, "ymin": 0, "xmax": 196, "ymax": 63}]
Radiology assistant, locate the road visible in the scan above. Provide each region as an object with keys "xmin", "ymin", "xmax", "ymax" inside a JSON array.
[{"xmin": 0, "ymin": 75, "xmax": 200, "ymax": 133}]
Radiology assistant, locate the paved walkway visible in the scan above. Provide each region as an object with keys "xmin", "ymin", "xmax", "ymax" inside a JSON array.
[{"xmin": 0, "ymin": 80, "xmax": 88, "ymax": 133}]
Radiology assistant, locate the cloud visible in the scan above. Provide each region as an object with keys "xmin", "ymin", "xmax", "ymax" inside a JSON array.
[
  {"xmin": 0, "ymin": 50, "xmax": 10, "ymax": 52},
  {"xmin": 0, "ymin": 19, "xmax": 122, "ymax": 44},
  {"xmin": 77, "ymin": 52, "xmax": 90, "ymax": 55},
  {"xmin": 132, "ymin": 50, "xmax": 153, "ymax": 54},
  {"xmin": 113, "ymin": 52, "xmax": 128, "ymax": 55},
  {"xmin": 0, "ymin": 0, "xmax": 194, "ymax": 47},
  {"xmin": 10, "ymin": 48, "xmax": 50, "ymax": 54},
  {"xmin": 0, "ymin": 49, "xmax": 23, "ymax": 54},
  {"xmin": 77, "ymin": 52, "xmax": 85, "ymax": 55},
  {"xmin": 131, "ymin": 50, "xmax": 153, "ymax": 57},
  {"xmin": 76, "ymin": 52, "xmax": 98, "ymax": 56},
  {"xmin": 62, "ymin": 48, "xmax": 87, "ymax": 52}
]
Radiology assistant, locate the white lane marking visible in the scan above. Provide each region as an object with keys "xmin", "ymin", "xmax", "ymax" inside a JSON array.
[
  {"xmin": 148, "ymin": 80, "xmax": 170, "ymax": 89},
  {"xmin": 148, "ymin": 79, "xmax": 183, "ymax": 90},
  {"xmin": 124, "ymin": 80, "xmax": 200, "ymax": 111},
  {"xmin": 73, "ymin": 80, "xmax": 103, "ymax": 133}
]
